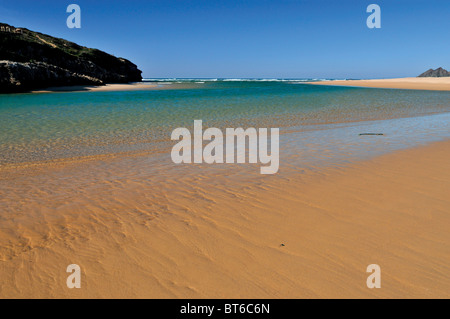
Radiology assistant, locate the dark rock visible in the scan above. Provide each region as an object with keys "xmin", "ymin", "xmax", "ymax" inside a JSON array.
[
  {"xmin": 0, "ymin": 22, "xmax": 142, "ymax": 93},
  {"xmin": 0, "ymin": 61, "xmax": 103, "ymax": 93},
  {"xmin": 418, "ymin": 67, "xmax": 450, "ymax": 77}
]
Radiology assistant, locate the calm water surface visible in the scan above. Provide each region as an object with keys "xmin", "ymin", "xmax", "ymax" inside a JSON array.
[{"xmin": 0, "ymin": 81, "xmax": 449, "ymax": 165}]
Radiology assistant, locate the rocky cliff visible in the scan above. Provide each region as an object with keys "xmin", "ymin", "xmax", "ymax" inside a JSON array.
[
  {"xmin": 0, "ymin": 23, "xmax": 142, "ymax": 93},
  {"xmin": 418, "ymin": 67, "xmax": 450, "ymax": 77}
]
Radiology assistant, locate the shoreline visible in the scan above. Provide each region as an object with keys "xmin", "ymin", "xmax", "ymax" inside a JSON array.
[
  {"xmin": 306, "ymin": 77, "xmax": 450, "ymax": 91},
  {"xmin": 2, "ymin": 111, "xmax": 449, "ymax": 170},
  {"xmin": 0, "ymin": 139, "xmax": 449, "ymax": 298},
  {"xmin": 1, "ymin": 78, "xmax": 449, "ymax": 298},
  {"xmin": 14, "ymin": 77, "xmax": 450, "ymax": 93},
  {"xmin": 30, "ymin": 82, "xmax": 160, "ymax": 93}
]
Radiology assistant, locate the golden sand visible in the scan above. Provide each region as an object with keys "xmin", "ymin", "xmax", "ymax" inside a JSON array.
[
  {"xmin": 0, "ymin": 139, "xmax": 449, "ymax": 298},
  {"xmin": 307, "ymin": 77, "xmax": 450, "ymax": 91},
  {"xmin": 32, "ymin": 82, "xmax": 159, "ymax": 93}
]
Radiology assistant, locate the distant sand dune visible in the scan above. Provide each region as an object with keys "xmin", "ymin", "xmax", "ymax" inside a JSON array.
[{"xmin": 307, "ymin": 77, "xmax": 450, "ymax": 91}]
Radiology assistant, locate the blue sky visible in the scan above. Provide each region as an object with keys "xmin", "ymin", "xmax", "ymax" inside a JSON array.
[{"xmin": 1, "ymin": 0, "xmax": 449, "ymax": 78}]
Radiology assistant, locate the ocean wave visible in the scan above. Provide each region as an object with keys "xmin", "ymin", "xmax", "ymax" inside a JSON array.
[{"xmin": 142, "ymin": 78, "xmax": 338, "ymax": 83}]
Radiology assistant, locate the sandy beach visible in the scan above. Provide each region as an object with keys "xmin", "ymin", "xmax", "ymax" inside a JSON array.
[
  {"xmin": 307, "ymin": 77, "xmax": 450, "ymax": 91},
  {"xmin": 1, "ymin": 138, "xmax": 449, "ymax": 298},
  {"xmin": 31, "ymin": 82, "xmax": 159, "ymax": 93}
]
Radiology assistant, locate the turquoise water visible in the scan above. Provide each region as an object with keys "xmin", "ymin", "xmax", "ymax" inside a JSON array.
[{"xmin": 0, "ymin": 81, "xmax": 449, "ymax": 164}]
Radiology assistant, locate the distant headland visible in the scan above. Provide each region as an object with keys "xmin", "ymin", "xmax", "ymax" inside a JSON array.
[
  {"xmin": 0, "ymin": 23, "xmax": 142, "ymax": 93},
  {"xmin": 418, "ymin": 67, "xmax": 450, "ymax": 78},
  {"xmin": 418, "ymin": 68, "xmax": 450, "ymax": 78}
]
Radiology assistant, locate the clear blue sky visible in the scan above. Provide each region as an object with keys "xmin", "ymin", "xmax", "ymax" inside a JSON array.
[{"xmin": 1, "ymin": 0, "xmax": 449, "ymax": 78}]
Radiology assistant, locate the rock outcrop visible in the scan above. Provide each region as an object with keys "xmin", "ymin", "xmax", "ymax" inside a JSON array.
[
  {"xmin": 0, "ymin": 23, "xmax": 142, "ymax": 93},
  {"xmin": 418, "ymin": 67, "xmax": 450, "ymax": 77}
]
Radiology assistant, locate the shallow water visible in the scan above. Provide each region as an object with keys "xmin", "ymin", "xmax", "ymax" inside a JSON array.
[{"xmin": 0, "ymin": 81, "xmax": 449, "ymax": 165}]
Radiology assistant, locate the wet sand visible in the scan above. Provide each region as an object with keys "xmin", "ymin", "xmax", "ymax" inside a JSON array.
[
  {"xmin": 0, "ymin": 139, "xmax": 449, "ymax": 298},
  {"xmin": 31, "ymin": 82, "xmax": 159, "ymax": 93},
  {"xmin": 307, "ymin": 77, "xmax": 450, "ymax": 91}
]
